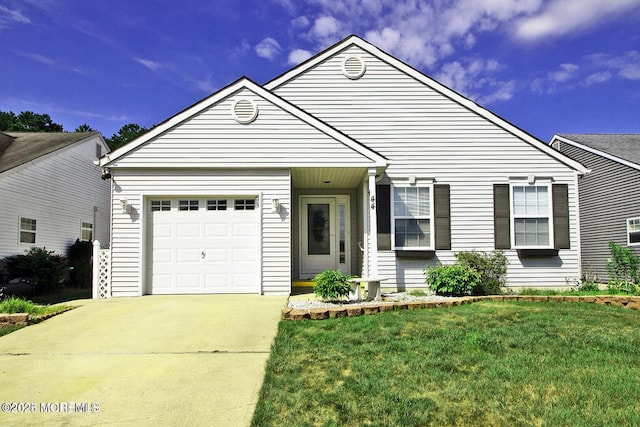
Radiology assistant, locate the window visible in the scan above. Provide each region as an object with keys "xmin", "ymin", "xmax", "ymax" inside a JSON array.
[
  {"xmin": 235, "ymin": 199, "xmax": 256, "ymax": 210},
  {"xmin": 628, "ymin": 217, "xmax": 640, "ymax": 246},
  {"xmin": 151, "ymin": 200, "xmax": 171, "ymax": 212},
  {"xmin": 207, "ymin": 199, "xmax": 227, "ymax": 211},
  {"xmin": 178, "ymin": 200, "xmax": 199, "ymax": 211},
  {"xmin": 512, "ymin": 185, "xmax": 551, "ymax": 247},
  {"xmin": 96, "ymin": 144, "xmax": 102, "ymax": 158},
  {"xmin": 19, "ymin": 217, "xmax": 36, "ymax": 244},
  {"xmin": 392, "ymin": 186, "xmax": 432, "ymax": 249},
  {"xmin": 81, "ymin": 222, "xmax": 93, "ymax": 241}
]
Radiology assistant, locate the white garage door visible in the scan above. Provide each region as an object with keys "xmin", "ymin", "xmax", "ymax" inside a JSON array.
[{"xmin": 147, "ymin": 197, "xmax": 260, "ymax": 294}]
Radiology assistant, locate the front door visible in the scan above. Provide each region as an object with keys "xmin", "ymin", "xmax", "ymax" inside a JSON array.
[{"xmin": 300, "ymin": 196, "xmax": 350, "ymax": 277}]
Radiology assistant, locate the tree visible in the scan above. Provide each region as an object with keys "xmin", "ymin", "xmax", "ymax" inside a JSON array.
[
  {"xmin": 0, "ymin": 110, "xmax": 64, "ymax": 132},
  {"xmin": 75, "ymin": 123, "xmax": 97, "ymax": 132},
  {"xmin": 106, "ymin": 123, "xmax": 148, "ymax": 150}
]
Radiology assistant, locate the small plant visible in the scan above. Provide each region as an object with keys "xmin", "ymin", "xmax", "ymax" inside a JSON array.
[
  {"xmin": 606, "ymin": 241, "xmax": 639, "ymax": 294},
  {"xmin": 313, "ymin": 269, "xmax": 354, "ymax": 301},
  {"xmin": 425, "ymin": 263, "xmax": 481, "ymax": 297},
  {"xmin": 455, "ymin": 250, "xmax": 508, "ymax": 295},
  {"xmin": 408, "ymin": 289, "xmax": 429, "ymax": 297}
]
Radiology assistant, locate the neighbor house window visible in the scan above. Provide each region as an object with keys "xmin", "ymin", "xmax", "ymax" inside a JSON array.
[
  {"xmin": 628, "ymin": 217, "xmax": 640, "ymax": 246},
  {"xmin": 392, "ymin": 185, "xmax": 432, "ymax": 249},
  {"xmin": 512, "ymin": 185, "xmax": 551, "ymax": 247},
  {"xmin": 19, "ymin": 217, "xmax": 37, "ymax": 244},
  {"xmin": 178, "ymin": 200, "xmax": 199, "ymax": 211},
  {"xmin": 81, "ymin": 222, "xmax": 93, "ymax": 241}
]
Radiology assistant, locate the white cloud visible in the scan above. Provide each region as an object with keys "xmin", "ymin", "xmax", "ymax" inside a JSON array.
[
  {"xmin": 133, "ymin": 58, "xmax": 165, "ymax": 72},
  {"xmin": 548, "ymin": 63, "xmax": 579, "ymax": 82},
  {"xmin": 255, "ymin": 37, "xmax": 282, "ymax": 60},
  {"xmin": 588, "ymin": 51, "xmax": 640, "ymax": 80},
  {"xmin": 288, "ymin": 49, "xmax": 313, "ymax": 65},
  {"xmin": 515, "ymin": 0, "xmax": 640, "ymax": 40},
  {"xmin": 292, "ymin": 16, "xmax": 310, "ymax": 29},
  {"xmin": 585, "ymin": 71, "xmax": 612, "ymax": 85},
  {"xmin": 15, "ymin": 50, "xmax": 55, "ymax": 66},
  {"xmin": 436, "ymin": 57, "xmax": 514, "ymax": 104},
  {"xmin": 0, "ymin": 6, "xmax": 30, "ymax": 29},
  {"xmin": 311, "ymin": 15, "xmax": 341, "ymax": 39}
]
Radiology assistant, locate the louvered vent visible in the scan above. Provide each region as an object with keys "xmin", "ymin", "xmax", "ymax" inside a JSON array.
[
  {"xmin": 342, "ymin": 56, "xmax": 366, "ymax": 79},
  {"xmin": 232, "ymin": 98, "xmax": 258, "ymax": 124}
]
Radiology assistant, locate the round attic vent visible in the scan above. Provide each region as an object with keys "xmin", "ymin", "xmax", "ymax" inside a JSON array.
[
  {"xmin": 232, "ymin": 98, "xmax": 259, "ymax": 124},
  {"xmin": 342, "ymin": 56, "xmax": 366, "ymax": 79}
]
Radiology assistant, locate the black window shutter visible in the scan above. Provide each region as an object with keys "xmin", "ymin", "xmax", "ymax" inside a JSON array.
[
  {"xmin": 493, "ymin": 184, "xmax": 511, "ymax": 249},
  {"xmin": 434, "ymin": 184, "xmax": 451, "ymax": 250},
  {"xmin": 376, "ymin": 184, "xmax": 391, "ymax": 250},
  {"xmin": 552, "ymin": 184, "xmax": 570, "ymax": 249}
]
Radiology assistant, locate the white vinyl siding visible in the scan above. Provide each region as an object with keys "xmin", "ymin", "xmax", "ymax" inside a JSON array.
[
  {"xmin": 110, "ymin": 88, "xmax": 377, "ymax": 169},
  {"xmin": 109, "ymin": 169, "xmax": 291, "ymax": 297},
  {"xmin": 274, "ymin": 45, "xmax": 581, "ymax": 289},
  {"xmin": 628, "ymin": 218, "xmax": 640, "ymax": 246},
  {"xmin": 0, "ymin": 135, "xmax": 111, "ymax": 258}
]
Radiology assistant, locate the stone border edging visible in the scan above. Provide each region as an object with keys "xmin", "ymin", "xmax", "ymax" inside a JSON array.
[
  {"xmin": 0, "ymin": 307, "xmax": 75, "ymax": 328},
  {"xmin": 281, "ymin": 295, "xmax": 640, "ymax": 321}
]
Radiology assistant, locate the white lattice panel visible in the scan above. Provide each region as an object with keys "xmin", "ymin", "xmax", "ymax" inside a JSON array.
[{"xmin": 97, "ymin": 249, "xmax": 111, "ymax": 298}]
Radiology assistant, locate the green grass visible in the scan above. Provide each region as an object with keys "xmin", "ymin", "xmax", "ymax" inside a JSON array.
[
  {"xmin": 0, "ymin": 297, "xmax": 73, "ymax": 337},
  {"xmin": 518, "ymin": 288, "xmax": 635, "ymax": 296},
  {"xmin": 252, "ymin": 301, "xmax": 640, "ymax": 426}
]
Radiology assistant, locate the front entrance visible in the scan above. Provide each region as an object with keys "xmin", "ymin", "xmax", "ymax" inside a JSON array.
[{"xmin": 299, "ymin": 196, "xmax": 350, "ymax": 277}]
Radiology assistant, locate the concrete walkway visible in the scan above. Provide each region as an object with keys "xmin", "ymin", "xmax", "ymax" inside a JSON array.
[{"xmin": 0, "ymin": 295, "xmax": 287, "ymax": 426}]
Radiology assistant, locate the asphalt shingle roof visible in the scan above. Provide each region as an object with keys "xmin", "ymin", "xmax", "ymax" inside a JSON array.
[
  {"xmin": 558, "ymin": 134, "xmax": 640, "ymax": 167},
  {"xmin": 0, "ymin": 131, "xmax": 98, "ymax": 174}
]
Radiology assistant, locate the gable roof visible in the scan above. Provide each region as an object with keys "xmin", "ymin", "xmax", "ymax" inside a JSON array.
[
  {"xmin": 266, "ymin": 35, "xmax": 588, "ymax": 175},
  {"xmin": 100, "ymin": 77, "xmax": 387, "ymax": 168},
  {"xmin": 0, "ymin": 131, "xmax": 103, "ymax": 174},
  {"xmin": 553, "ymin": 134, "xmax": 640, "ymax": 170}
]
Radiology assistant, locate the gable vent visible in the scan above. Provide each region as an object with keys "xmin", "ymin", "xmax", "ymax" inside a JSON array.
[
  {"xmin": 342, "ymin": 56, "xmax": 366, "ymax": 79},
  {"xmin": 231, "ymin": 98, "xmax": 259, "ymax": 124}
]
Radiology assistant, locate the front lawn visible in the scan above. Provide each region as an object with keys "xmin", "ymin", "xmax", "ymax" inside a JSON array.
[
  {"xmin": 0, "ymin": 297, "xmax": 73, "ymax": 337},
  {"xmin": 252, "ymin": 301, "xmax": 640, "ymax": 426}
]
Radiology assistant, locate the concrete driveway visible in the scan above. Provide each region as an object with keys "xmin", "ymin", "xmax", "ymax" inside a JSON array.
[{"xmin": 0, "ymin": 295, "xmax": 287, "ymax": 426}]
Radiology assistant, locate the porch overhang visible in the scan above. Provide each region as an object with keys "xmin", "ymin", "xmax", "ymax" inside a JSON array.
[{"xmin": 292, "ymin": 166, "xmax": 386, "ymax": 189}]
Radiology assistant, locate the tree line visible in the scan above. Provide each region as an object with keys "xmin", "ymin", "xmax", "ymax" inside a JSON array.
[{"xmin": 0, "ymin": 110, "xmax": 147, "ymax": 151}]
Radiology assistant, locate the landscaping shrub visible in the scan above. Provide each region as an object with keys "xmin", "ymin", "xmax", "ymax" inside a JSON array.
[
  {"xmin": 4, "ymin": 247, "xmax": 67, "ymax": 294},
  {"xmin": 313, "ymin": 269, "xmax": 354, "ymax": 301},
  {"xmin": 425, "ymin": 263, "xmax": 481, "ymax": 297},
  {"xmin": 455, "ymin": 250, "xmax": 508, "ymax": 295},
  {"xmin": 606, "ymin": 241, "xmax": 639, "ymax": 294},
  {"xmin": 67, "ymin": 239, "xmax": 93, "ymax": 288}
]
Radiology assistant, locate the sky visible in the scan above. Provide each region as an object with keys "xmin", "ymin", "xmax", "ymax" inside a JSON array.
[{"xmin": 1, "ymin": 0, "xmax": 639, "ymax": 142}]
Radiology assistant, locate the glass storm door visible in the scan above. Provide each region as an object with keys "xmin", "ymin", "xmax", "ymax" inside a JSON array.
[{"xmin": 300, "ymin": 196, "xmax": 350, "ymax": 277}]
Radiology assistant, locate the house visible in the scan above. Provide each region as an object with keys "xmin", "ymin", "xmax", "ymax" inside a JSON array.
[
  {"xmin": 0, "ymin": 131, "xmax": 111, "ymax": 261},
  {"xmin": 98, "ymin": 35, "xmax": 587, "ymax": 297},
  {"xmin": 551, "ymin": 134, "xmax": 640, "ymax": 281}
]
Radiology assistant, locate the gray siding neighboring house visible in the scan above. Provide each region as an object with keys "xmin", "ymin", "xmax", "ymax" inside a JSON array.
[
  {"xmin": 551, "ymin": 134, "xmax": 640, "ymax": 282},
  {"xmin": 0, "ymin": 131, "xmax": 111, "ymax": 261}
]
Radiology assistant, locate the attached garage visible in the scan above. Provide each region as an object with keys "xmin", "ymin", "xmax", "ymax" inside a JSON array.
[{"xmin": 146, "ymin": 197, "xmax": 260, "ymax": 294}]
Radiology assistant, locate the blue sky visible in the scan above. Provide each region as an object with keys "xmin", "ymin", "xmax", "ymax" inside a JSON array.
[{"xmin": 1, "ymin": 0, "xmax": 639, "ymax": 141}]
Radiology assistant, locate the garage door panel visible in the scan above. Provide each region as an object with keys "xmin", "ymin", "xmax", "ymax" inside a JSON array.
[{"xmin": 148, "ymin": 197, "xmax": 260, "ymax": 294}]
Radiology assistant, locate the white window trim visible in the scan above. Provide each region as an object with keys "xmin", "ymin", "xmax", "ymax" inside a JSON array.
[
  {"xmin": 627, "ymin": 217, "xmax": 640, "ymax": 246},
  {"xmin": 510, "ymin": 182, "xmax": 554, "ymax": 249},
  {"xmin": 391, "ymin": 184, "xmax": 435, "ymax": 250},
  {"xmin": 81, "ymin": 222, "xmax": 93, "ymax": 241},
  {"xmin": 19, "ymin": 216, "xmax": 37, "ymax": 245}
]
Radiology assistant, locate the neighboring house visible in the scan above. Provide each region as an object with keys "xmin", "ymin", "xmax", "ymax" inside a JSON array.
[
  {"xmin": 98, "ymin": 35, "xmax": 587, "ymax": 297},
  {"xmin": 0, "ymin": 131, "xmax": 111, "ymax": 260},
  {"xmin": 551, "ymin": 134, "xmax": 640, "ymax": 281}
]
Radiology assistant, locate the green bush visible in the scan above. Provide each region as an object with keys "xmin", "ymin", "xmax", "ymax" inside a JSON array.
[
  {"xmin": 5, "ymin": 247, "xmax": 67, "ymax": 294},
  {"xmin": 67, "ymin": 239, "xmax": 93, "ymax": 288},
  {"xmin": 313, "ymin": 269, "xmax": 354, "ymax": 301},
  {"xmin": 606, "ymin": 241, "xmax": 639, "ymax": 294},
  {"xmin": 455, "ymin": 250, "xmax": 508, "ymax": 295},
  {"xmin": 425, "ymin": 263, "xmax": 481, "ymax": 297}
]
